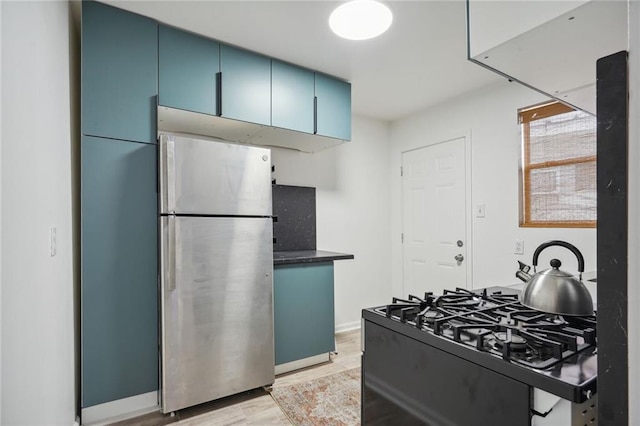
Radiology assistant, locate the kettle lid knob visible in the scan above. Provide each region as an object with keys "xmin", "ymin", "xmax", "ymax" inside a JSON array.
[{"xmin": 550, "ymin": 259, "xmax": 562, "ymax": 269}]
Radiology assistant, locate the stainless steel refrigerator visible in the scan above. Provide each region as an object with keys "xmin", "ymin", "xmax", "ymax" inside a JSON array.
[{"xmin": 158, "ymin": 133, "xmax": 274, "ymax": 413}]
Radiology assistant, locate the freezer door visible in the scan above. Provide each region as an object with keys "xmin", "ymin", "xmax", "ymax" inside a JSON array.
[
  {"xmin": 159, "ymin": 134, "xmax": 272, "ymax": 216},
  {"xmin": 160, "ymin": 216, "xmax": 274, "ymax": 413}
]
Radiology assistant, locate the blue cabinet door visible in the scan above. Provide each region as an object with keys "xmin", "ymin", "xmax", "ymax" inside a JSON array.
[
  {"xmin": 315, "ymin": 73, "xmax": 352, "ymax": 140},
  {"xmin": 159, "ymin": 25, "xmax": 219, "ymax": 115},
  {"xmin": 82, "ymin": 1, "xmax": 157, "ymax": 144},
  {"xmin": 81, "ymin": 136, "xmax": 158, "ymax": 407},
  {"xmin": 272, "ymin": 60, "xmax": 314, "ymax": 134},
  {"xmin": 220, "ymin": 45, "xmax": 271, "ymax": 126},
  {"xmin": 274, "ymin": 263, "xmax": 335, "ymax": 365}
]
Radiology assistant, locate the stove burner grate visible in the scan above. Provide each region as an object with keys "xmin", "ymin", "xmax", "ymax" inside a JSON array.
[{"xmin": 373, "ymin": 287, "xmax": 597, "ymax": 369}]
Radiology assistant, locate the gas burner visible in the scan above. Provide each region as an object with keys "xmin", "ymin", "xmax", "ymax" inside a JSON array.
[
  {"xmin": 422, "ymin": 309, "xmax": 444, "ymax": 324},
  {"xmin": 439, "ymin": 297, "xmax": 481, "ymax": 308},
  {"xmin": 491, "ymin": 332, "xmax": 528, "ymax": 351}
]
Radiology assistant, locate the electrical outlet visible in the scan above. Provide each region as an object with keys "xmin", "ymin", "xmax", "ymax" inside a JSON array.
[{"xmin": 514, "ymin": 239, "xmax": 524, "ymax": 255}]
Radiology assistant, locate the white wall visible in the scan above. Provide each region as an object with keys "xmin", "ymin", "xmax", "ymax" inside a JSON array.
[
  {"xmin": 271, "ymin": 116, "xmax": 392, "ymax": 331},
  {"xmin": 389, "ymin": 81, "xmax": 597, "ymax": 297},
  {"xmin": 1, "ymin": 2, "xmax": 76, "ymax": 424},
  {"xmin": 628, "ymin": 0, "xmax": 639, "ymax": 423}
]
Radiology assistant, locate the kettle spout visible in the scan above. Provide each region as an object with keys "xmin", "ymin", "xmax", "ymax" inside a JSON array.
[{"xmin": 515, "ymin": 261, "xmax": 532, "ymax": 283}]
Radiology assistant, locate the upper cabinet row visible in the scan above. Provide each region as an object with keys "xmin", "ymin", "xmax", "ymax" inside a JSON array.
[
  {"xmin": 158, "ymin": 25, "xmax": 351, "ymax": 141},
  {"xmin": 82, "ymin": 1, "xmax": 351, "ymax": 146}
]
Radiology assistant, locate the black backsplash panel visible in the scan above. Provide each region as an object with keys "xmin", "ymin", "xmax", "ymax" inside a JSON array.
[{"xmin": 272, "ymin": 184, "xmax": 316, "ymax": 251}]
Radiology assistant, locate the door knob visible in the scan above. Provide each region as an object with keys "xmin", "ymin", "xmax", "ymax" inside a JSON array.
[{"xmin": 455, "ymin": 254, "xmax": 464, "ymax": 262}]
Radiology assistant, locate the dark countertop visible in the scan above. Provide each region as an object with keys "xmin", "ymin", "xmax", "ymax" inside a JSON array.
[{"xmin": 273, "ymin": 250, "xmax": 354, "ymax": 265}]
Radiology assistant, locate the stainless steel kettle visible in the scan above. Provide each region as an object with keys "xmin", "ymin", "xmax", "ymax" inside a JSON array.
[{"xmin": 515, "ymin": 240, "xmax": 594, "ymax": 316}]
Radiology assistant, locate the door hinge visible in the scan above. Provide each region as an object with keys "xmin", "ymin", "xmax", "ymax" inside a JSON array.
[
  {"xmin": 401, "ymin": 233, "xmax": 404, "ymax": 243},
  {"xmin": 400, "ymin": 166, "xmax": 403, "ymax": 177}
]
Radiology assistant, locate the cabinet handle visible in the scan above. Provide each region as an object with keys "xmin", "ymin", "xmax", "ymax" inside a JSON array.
[
  {"xmin": 216, "ymin": 72, "xmax": 222, "ymax": 116},
  {"xmin": 166, "ymin": 215, "xmax": 176, "ymax": 292},
  {"xmin": 313, "ymin": 96, "xmax": 318, "ymax": 134}
]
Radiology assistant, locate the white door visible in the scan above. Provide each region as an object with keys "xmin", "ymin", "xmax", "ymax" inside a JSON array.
[{"xmin": 402, "ymin": 137, "xmax": 468, "ymax": 298}]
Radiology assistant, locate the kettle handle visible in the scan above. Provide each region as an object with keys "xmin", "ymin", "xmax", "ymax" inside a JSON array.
[{"xmin": 532, "ymin": 240, "xmax": 585, "ymax": 273}]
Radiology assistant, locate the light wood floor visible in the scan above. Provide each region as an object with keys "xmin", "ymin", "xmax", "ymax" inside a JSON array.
[{"xmin": 108, "ymin": 329, "xmax": 362, "ymax": 426}]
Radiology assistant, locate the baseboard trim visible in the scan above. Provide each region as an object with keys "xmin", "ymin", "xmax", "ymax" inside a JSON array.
[
  {"xmin": 81, "ymin": 391, "xmax": 159, "ymax": 425},
  {"xmin": 335, "ymin": 321, "xmax": 361, "ymax": 334},
  {"xmin": 275, "ymin": 353, "xmax": 330, "ymax": 375}
]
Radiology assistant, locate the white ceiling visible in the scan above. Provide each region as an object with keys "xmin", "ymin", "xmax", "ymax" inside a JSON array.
[{"xmin": 101, "ymin": 0, "xmax": 503, "ymax": 122}]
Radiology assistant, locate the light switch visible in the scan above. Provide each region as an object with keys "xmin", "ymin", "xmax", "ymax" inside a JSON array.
[{"xmin": 475, "ymin": 204, "xmax": 486, "ymax": 218}]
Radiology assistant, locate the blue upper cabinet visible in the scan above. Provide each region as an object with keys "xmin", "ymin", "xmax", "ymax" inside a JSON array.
[
  {"xmin": 82, "ymin": 1, "xmax": 158, "ymax": 144},
  {"xmin": 315, "ymin": 73, "xmax": 352, "ymax": 140},
  {"xmin": 220, "ymin": 45, "xmax": 271, "ymax": 126},
  {"xmin": 272, "ymin": 60, "xmax": 315, "ymax": 134},
  {"xmin": 158, "ymin": 25, "xmax": 219, "ymax": 116}
]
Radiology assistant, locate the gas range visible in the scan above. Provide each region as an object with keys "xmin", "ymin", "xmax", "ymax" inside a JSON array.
[{"xmin": 361, "ymin": 287, "xmax": 598, "ymax": 425}]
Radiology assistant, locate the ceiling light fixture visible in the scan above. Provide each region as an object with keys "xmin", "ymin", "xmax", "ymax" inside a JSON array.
[{"xmin": 329, "ymin": 0, "xmax": 393, "ymax": 41}]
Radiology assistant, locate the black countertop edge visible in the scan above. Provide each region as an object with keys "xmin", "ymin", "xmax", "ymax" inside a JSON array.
[{"xmin": 273, "ymin": 250, "xmax": 354, "ymax": 265}]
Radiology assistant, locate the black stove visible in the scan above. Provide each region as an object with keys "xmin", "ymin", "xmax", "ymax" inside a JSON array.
[{"xmin": 361, "ymin": 287, "xmax": 598, "ymax": 426}]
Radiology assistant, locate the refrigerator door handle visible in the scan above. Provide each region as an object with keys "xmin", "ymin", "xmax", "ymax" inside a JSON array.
[
  {"xmin": 160, "ymin": 137, "xmax": 176, "ymax": 213},
  {"xmin": 166, "ymin": 215, "xmax": 176, "ymax": 292}
]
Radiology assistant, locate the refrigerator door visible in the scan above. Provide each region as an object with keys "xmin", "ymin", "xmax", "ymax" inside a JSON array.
[
  {"xmin": 159, "ymin": 134, "xmax": 272, "ymax": 216},
  {"xmin": 160, "ymin": 215, "xmax": 274, "ymax": 413}
]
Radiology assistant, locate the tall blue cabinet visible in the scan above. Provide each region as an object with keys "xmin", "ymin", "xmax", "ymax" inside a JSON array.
[
  {"xmin": 81, "ymin": 0, "xmax": 159, "ymax": 411},
  {"xmin": 81, "ymin": 136, "xmax": 158, "ymax": 407}
]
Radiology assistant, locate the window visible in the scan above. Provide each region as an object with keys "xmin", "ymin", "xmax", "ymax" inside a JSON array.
[{"xmin": 519, "ymin": 101, "xmax": 596, "ymax": 228}]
